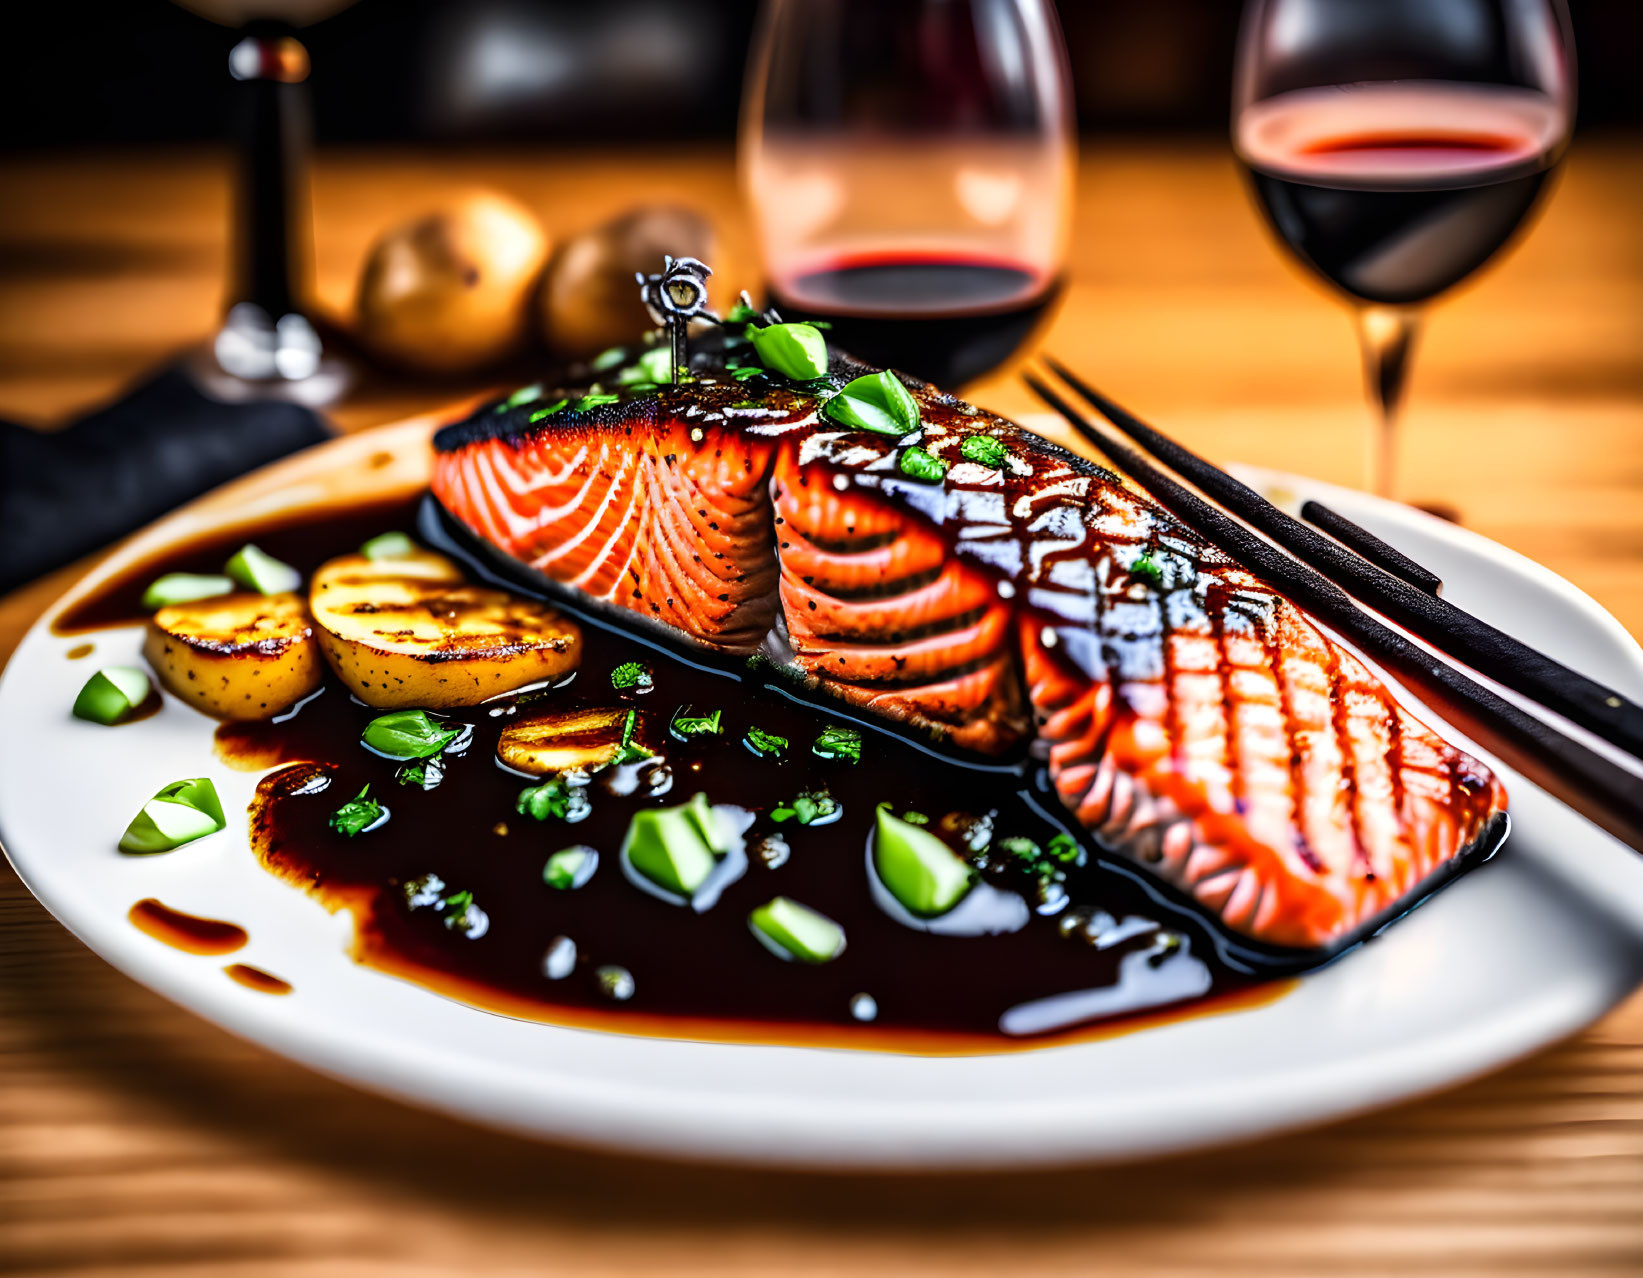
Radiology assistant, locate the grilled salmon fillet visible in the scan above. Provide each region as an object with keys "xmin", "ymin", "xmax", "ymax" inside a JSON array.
[{"xmin": 430, "ymin": 341, "xmax": 1507, "ymax": 953}]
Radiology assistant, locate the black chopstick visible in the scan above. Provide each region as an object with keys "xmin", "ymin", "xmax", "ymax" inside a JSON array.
[
  {"xmin": 1300, "ymin": 499, "xmax": 1443, "ymax": 595},
  {"xmin": 1022, "ymin": 370, "xmax": 1643, "ymax": 854},
  {"xmin": 1041, "ymin": 356, "xmax": 1643, "ymax": 765}
]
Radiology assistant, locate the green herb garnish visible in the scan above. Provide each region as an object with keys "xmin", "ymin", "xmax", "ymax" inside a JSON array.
[
  {"xmin": 516, "ymin": 776, "xmax": 592, "ymax": 824},
  {"xmin": 361, "ymin": 709, "xmax": 460, "ymax": 760},
  {"xmin": 899, "ymin": 810, "xmax": 930, "ymax": 826},
  {"xmin": 528, "ymin": 399, "xmax": 569, "ymax": 423},
  {"xmin": 396, "ymin": 757, "xmax": 444, "ymax": 790},
  {"xmin": 669, "ymin": 706, "xmax": 723, "ymax": 741},
  {"xmin": 770, "ymin": 787, "xmax": 839, "ymax": 826},
  {"xmin": 502, "ymin": 382, "xmax": 546, "ymax": 407},
  {"xmin": 1130, "ymin": 553, "xmax": 1165, "ymax": 588},
  {"xmin": 224, "ymin": 543, "xmax": 301, "ymax": 595},
  {"xmin": 616, "ymin": 345, "xmax": 673, "ymax": 385},
  {"xmin": 72, "ymin": 667, "xmax": 151, "ymax": 726},
  {"xmin": 995, "ymin": 832, "xmax": 1084, "ymax": 879},
  {"xmin": 725, "ymin": 299, "xmax": 760, "ymax": 325},
  {"xmin": 960, "ymin": 435, "xmax": 1010, "ymax": 468},
  {"xmin": 543, "ymin": 845, "xmax": 597, "ymax": 890},
  {"xmin": 360, "ymin": 531, "xmax": 416, "ymax": 560},
  {"xmin": 730, "ymin": 366, "xmax": 767, "ymax": 382},
  {"xmin": 438, "ymin": 888, "xmax": 488, "ymax": 937},
  {"xmin": 811, "ymin": 724, "xmax": 862, "ymax": 763},
  {"xmin": 610, "ymin": 661, "xmax": 653, "ymax": 694},
  {"xmin": 749, "ymin": 896, "xmax": 846, "ymax": 964},
  {"xmin": 573, "ymin": 393, "xmax": 622, "ymax": 411},
  {"xmin": 610, "ymin": 709, "xmax": 654, "ymax": 766},
  {"xmin": 139, "ymin": 573, "xmax": 235, "ymax": 612},
  {"xmin": 748, "ymin": 322, "xmax": 828, "ymax": 380},
  {"xmin": 744, "ymin": 726, "xmax": 788, "ymax": 759},
  {"xmin": 590, "ymin": 347, "xmax": 628, "ymax": 371},
  {"xmin": 117, "ymin": 777, "xmax": 227, "ymax": 854},
  {"xmin": 329, "ymin": 785, "xmax": 385, "ymax": 838},
  {"xmin": 822, "ymin": 371, "xmax": 921, "ymax": 436},
  {"xmin": 898, "ymin": 445, "xmax": 948, "ymax": 484}
]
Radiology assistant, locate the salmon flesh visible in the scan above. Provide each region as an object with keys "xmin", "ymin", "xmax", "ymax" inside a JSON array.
[{"xmin": 430, "ymin": 341, "xmax": 1507, "ymax": 954}]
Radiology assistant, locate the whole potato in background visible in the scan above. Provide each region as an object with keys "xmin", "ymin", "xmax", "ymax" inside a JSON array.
[
  {"xmin": 538, "ymin": 205, "xmax": 742, "ymax": 360},
  {"xmin": 355, "ymin": 191, "xmax": 549, "ymax": 375}
]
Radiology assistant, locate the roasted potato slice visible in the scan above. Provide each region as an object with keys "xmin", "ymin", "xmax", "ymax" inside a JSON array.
[
  {"xmin": 498, "ymin": 707, "xmax": 657, "ymax": 776},
  {"xmin": 309, "ymin": 549, "xmax": 581, "ymax": 708},
  {"xmin": 143, "ymin": 591, "xmax": 322, "ymax": 720}
]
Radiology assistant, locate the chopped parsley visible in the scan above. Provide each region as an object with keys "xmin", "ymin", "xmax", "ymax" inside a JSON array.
[
  {"xmin": 438, "ymin": 888, "xmax": 488, "ymax": 938},
  {"xmin": 328, "ymin": 785, "xmax": 385, "ymax": 838},
  {"xmin": 960, "ymin": 434, "xmax": 1010, "ymax": 468},
  {"xmin": 811, "ymin": 724, "xmax": 862, "ymax": 763},
  {"xmin": 670, "ymin": 706, "xmax": 723, "ymax": 741},
  {"xmin": 744, "ymin": 726, "xmax": 788, "ymax": 759},
  {"xmin": 516, "ymin": 776, "xmax": 592, "ymax": 824},
  {"xmin": 610, "ymin": 661, "xmax": 653, "ymax": 694},
  {"xmin": 996, "ymin": 832, "xmax": 1084, "ymax": 879}
]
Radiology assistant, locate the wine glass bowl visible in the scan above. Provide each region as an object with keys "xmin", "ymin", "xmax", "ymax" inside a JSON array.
[
  {"xmin": 739, "ymin": 0, "xmax": 1075, "ymax": 387},
  {"xmin": 1232, "ymin": 0, "xmax": 1575, "ymax": 496}
]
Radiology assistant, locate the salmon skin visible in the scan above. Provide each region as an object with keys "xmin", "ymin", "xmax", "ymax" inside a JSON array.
[{"xmin": 430, "ymin": 339, "xmax": 1508, "ymax": 958}]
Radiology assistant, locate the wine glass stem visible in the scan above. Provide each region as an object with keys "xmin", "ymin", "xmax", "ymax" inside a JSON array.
[{"xmin": 1353, "ymin": 306, "xmax": 1420, "ymax": 500}]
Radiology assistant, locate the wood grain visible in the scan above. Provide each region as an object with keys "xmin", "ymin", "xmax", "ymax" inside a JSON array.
[{"xmin": 1, "ymin": 143, "xmax": 1641, "ymax": 1276}]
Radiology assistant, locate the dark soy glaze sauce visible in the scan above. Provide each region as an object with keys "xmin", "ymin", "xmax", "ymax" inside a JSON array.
[
  {"xmin": 71, "ymin": 495, "xmax": 1289, "ymax": 1051},
  {"xmin": 129, "ymin": 898, "xmax": 249, "ymax": 956},
  {"xmin": 225, "ymin": 963, "xmax": 293, "ymax": 995},
  {"xmin": 66, "ymin": 642, "xmax": 95, "ymax": 660}
]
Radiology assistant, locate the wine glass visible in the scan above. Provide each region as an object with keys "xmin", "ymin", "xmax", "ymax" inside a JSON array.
[
  {"xmin": 739, "ymin": 0, "xmax": 1075, "ymax": 388},
  {"xmin": 1233, "ymin": 0, "xmax": 1575, "ymax": 497}
]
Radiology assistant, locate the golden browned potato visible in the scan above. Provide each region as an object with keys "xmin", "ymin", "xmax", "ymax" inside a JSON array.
[
  {"xmin": 144, "ymin": 592, "xmax": 322, "ymax": 720},
  {"xmin": 309, "ymin": 549, "xmax": 581, "ymax": 708},
  {"xmin": 497, "ymin": 707, "xmax": 657, "ymax": 776},
  {"xmin": 355, "ymin": 190, "xmax": 549, "ymax": 374},
  {"xmin": 538, "ymin": 205, "xmax": 741, "ymax": 360}
]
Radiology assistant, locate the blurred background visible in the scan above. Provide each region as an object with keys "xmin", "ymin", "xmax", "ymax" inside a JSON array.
[{"xmin": 3, "ymin": 0, "xmax": 1641, "ymax": 146}]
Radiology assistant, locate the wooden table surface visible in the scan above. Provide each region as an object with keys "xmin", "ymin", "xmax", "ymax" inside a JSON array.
[{"xmin": 2, "ymin": 143, "xmax": 1641, "ymax": 1276}]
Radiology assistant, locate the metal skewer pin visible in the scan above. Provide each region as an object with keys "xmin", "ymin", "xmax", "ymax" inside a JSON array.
[{"xmin": 637, "ymin": 255, "xmax": 715, "ymax": 384}]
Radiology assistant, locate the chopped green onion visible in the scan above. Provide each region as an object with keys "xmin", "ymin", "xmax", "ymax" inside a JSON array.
[
  {"xmin": 224, "ymin": 543, "xmax": 301, "ymax": 595},
  {"xmin": 118, "ymin": 777, "xmax": 227, "ymax": 854},
  {"xmin": 1130, "ymin": 553, "xmax": 1165, "ymax": 588},
  {"xmin": 528, "ymin": 399, "xmax": 569, "ymax": 423},
  {"xmin": 996, "ymin": 832, "xmax": 1083, "ymax": 879},
  {"xmin": 730, "ymin": 366, "xmax": 767, "ymax": 382},
  {"xmin": 873, "ymin": 805, "xmax": 972, "ymax": 916},
  {"xmin": 822, "ymin": 371, "xmax": 921, "ymax": 437},
  {"xmin": 898, "ymin": 445, "xmax": 948, "ymax": 484},
  {"xmin": 329, "ymin": 785, "xmax": 386, "ymax": 837},
  {"xmin": 396, "ymin": 757, "xmax": 444, "ymax": 790},
  {"xmin": 502, "ymin": 382, "xmax": 545, "ymax": 407},
  {"xmin": 623, "ymin": 791, "xmax": 725, "ymax": 896},
  {"xmin": 543, "ymin": 845, "xmax": 598, "ymax": 890},
  {"xmin": 361, "ymin": 709, "xmax": 460, "ymax": 760},
  {"xmin": 610, "ymin": 709, "xmax": 654, "ymax": 765},
  {"xmin": 811, "ymin": 724, "xmax": 862, "ymax": 763},
  {"xmin": 960, "ymin": 435, "xmax": 1010, "ymax": 468},
  {"xmin": 516, "ymin": 776, "xmax": 592, "ymax": 823},
  {"xmin": 140, "ymin": 573, "xmax": 234, "ymax": 612},
  {"xmin": 770, "ymin": 787, "xmax": 838, "ymax": 826},
  {"xmin": 610, "ymin": 661, "xmax": 653, "ymax": 694},
  {"xmin": 72, "ymin": 666, "xmax": 150, "ymax": 725},
  {"xmin": 669, "ymin": 706, "xmax": 723, "ymax": 741},
  {"xmin": 1047, "ymin": 831, "xmax": 1083, "ymax": 864},
  {"xmin": 573, "ymin": 393, "xmax": 622, "ymax": 411},
  {"xmin": 748, "ymin": 322, "xmax": 829, "ymax": 380},
  {"xmin": 749, "ymin": 896, "xmax": 846, "ymax": 964},
  {"xmin": 590, "ymin": 347, "xmax": 628, "ymax": 371},
  {"xmin": 744, "ymin": 726, "xmax": 788, "ymax": 759},
  {"xmin": 360, "ymin": 531, "xmax": 417, "ymax": 560}
]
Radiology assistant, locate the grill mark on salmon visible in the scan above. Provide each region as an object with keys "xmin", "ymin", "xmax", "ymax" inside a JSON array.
[{"xmin": 430, "ymin": 344, "xmax": 1507, "ymax": 954}]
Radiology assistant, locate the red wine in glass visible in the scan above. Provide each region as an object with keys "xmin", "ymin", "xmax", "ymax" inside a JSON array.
[
  {"xmin": 769, "ymin": 251, "xmax": 1064, "ymax": 388},
  {"xmin": 1237, "ymin": 83, "xmax": 1566, "ymax": 307}
]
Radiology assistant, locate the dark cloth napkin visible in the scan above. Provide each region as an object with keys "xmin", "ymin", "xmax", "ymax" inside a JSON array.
[{"xmin": 0, "ymin": 366, "xmax": 332, "ymax": 594}]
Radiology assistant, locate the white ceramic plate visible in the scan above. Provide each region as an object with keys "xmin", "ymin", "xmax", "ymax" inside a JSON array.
[{"xmin": 3, "ymin": 416, "xmax": 1642, "ymax": 1170}]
